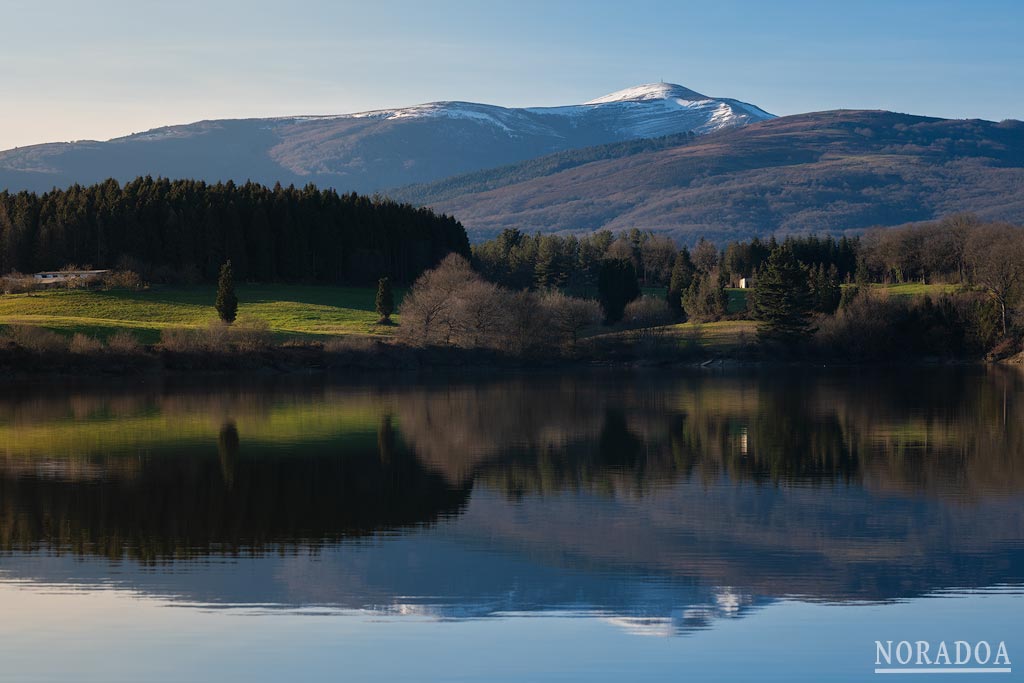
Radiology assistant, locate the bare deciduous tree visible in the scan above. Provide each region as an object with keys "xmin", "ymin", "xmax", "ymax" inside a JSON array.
[
  {"xmin": 454, "ymin": 279, "xmax": 508, "ymax": 348},
  {"xmin": 539, "ymin": 290, "xmax": 602, "ymax": 350},
  {"xmin": 623, "ymin": 295, "xmax": 674, "ymax": 350},
  {"xmin": 640, "ymin": 235, "xmax": 677, "ymax": 285},
  {"xmin": 500, "ymin": 291, "xmax": 555, "ymax": 356},
  {"xmin": 624, "ymin": 295, "xmax": 673, "ymax": 330},
  {"xmin": 605, "ymin": 238, "xmax": 637, "ymax": 267},
  {"xmin": 397, "ymin": 254, "xmax": 475, "ymax": 346},
  {"xmin": 941, "ymin": 213, "xmax": 981, "ymax": 284},
  {"xmin": 399, "ymin": 254, "xmax": 612, "ymax": 356},
  {"xmin": 691, "ymin": 238, "xmax": 719, "ymax": 274},
  {"xmin": 965, "ymin": 223, "xmax": 1024, "ymax": 337}
]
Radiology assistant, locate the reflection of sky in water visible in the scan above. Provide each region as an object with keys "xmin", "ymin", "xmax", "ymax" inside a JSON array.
[
  {"xmin": 0, "ymin": 580, "xmax": 1020, "ymax": 683},
  {"xmin": 1, "ymin": 369, "xmax": 1023, "ymax": 681}
]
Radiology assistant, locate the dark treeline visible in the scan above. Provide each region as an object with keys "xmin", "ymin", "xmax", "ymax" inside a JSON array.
[
  {"xmin": 472, "ymin": 227, "xmax": 858, "ymax": 293},
  {"xmin": 470, "ymin": 215, "xmax": 1011, "ymax": 296},
  {"xmin": 469, "ymin": 227, "xmax": 859, "ymax": 325},
  {"xmin": 0, "ymin": 177, "xmax": 470, "ymax": 284},
  {"xmin": 473, "ymin": 228, "xmax": 676, "ymax": 292},
  {"xmin": 724, "ymin": 233, "xmax": 858, "ymax": 283},
  {"xmin": 460, "ymin": 215, "xmax": 1024, "ymax": 359}
]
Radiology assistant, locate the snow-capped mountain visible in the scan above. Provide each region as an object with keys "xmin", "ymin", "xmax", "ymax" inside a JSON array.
[{"xmin": 0, "ymin": 83, "xmax": 772, "ymax": 193}]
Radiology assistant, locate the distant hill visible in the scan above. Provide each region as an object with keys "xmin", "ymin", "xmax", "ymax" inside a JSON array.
[
  {"xmin": 392, "ymin": 111, "xmax": 1024, "ymax": 242},
  {"xmin": 0, "ymin": 83, "xmax": 771, "ymax": 194}
]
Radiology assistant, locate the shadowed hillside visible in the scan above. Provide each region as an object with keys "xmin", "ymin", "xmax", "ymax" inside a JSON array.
[{"xmin": 394, "ymin": 111, "xmax": 1024, "ymax": 242}]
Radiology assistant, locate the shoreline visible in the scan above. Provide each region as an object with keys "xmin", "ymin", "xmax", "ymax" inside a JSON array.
[{"xmin": 0, "ymin": 341, "xmax": 1015, "ymax": 381}]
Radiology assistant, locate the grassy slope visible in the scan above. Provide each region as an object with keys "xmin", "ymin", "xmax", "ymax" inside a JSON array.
[
  {"xmin": 588, "ymin": 319, "xmax": 759, "ymax": 356},
  {"xmin": 0, "ymin": 282, "xmax": 961, "ymax": 351},
  {"xmin": 0, "ymin": 284, "xmax": 403, "ymax": 343},
  {"xmin": 868, "ymin": 282, "xmax": 960, "ymax": 296},
  {"xmin": 671, "ymin": 320, "xmax": 758, "ymax": 351},
  {"xmin": 603, "ymin": 283, "xmax": 961, "ymax": 354}
]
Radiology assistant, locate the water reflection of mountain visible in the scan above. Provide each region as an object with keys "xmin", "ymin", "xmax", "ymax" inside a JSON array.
[
  {"xmin": 1, "ymin": 369, "xmax": 1023, "ymax": 629},
  {"xmin": 0, "ymin": 529, "xmax": 766, "ymax": 636}
]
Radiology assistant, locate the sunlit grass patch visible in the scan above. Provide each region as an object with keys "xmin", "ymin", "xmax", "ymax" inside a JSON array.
[
  {"xmin": 869, "ymin": 282, "xmax": 960, "ymax": 297},
  {"xmin": 0, "ymin": 284, "xmax": 405, "ymax": 342}
]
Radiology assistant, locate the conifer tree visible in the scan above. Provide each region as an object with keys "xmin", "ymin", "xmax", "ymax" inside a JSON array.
[
  {"xmin": 533, "ymin": 236, "xmax": 565, "ymax": 290},
  {"xmin": 682, "ymin": 268, "xmax": 727, "ymax": 322},
  {"xmin": 597, "ymin": 258, "xmax": 640, "ymax": 324},
  {"xmin": 375, "ymin": 276, "xmax": 395, "ymax": 323},
  {"xmin": 215, "ymin": 260, "xmax": 238, "ymax": 323},
  {"xmin": 666, "ymin": 249, "xmax": 695, "ymax": 318},
  {"xmin": 751, "ymin": 246, "xmax": 816, "ymax": 344},
  {"xmin": 0, "ymin": 177, "xmax": 470, "ymax": 287},
  {"xmin": 808, "ymin": 263, "xmax": 841, "ymax": 313}
]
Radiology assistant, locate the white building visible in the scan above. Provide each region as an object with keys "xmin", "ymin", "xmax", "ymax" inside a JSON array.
[{"xmin": 32, "ymin": 269, "xmax": 109, "ymax": 284}]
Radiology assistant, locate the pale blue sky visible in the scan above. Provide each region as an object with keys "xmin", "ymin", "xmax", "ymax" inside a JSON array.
[{"xmin": 2, "ymin": 0, "xmax": 1022, "ymax": 150}]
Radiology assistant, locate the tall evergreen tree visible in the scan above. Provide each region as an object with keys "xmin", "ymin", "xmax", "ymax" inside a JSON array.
[
  {"xmin": 375, "ymin": 276, "xmax": 395, "ymax": 324},
  {"xmin": 666, "ymin": 249, "xmax": 695, "ymax": 318},
  {"xmin": 597, "ymin": 258, "xmax": 640, "ymax": 324},
  {"xmin": 215, "ymin": 260, "xmax": 238, "ymax": 323},
  {"xmin": 751, "ymin": 246, "xmax": 816, "ymax": 345},
  {"xmin": 534, "ymin": 235, "xmax": 566, "ymax": 290},
  {"xmin": 682, "ymin": 269, "xmax": 727, "ymax": 322},
  {"xmin": 808, "ymin": 263, "xmax": 841, "ymax": 313}
]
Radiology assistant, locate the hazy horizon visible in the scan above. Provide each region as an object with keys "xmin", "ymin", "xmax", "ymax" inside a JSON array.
[{"xmin": 2, "ymin": 0, "xmax": 1023, "ymax": 151}]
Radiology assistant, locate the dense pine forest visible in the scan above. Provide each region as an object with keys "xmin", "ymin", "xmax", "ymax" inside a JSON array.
[
  {"xmin": 0, "ymin": 177, "xmax": 470, "ymax": 284},
  {"xmin": 471, "ymin": 227, "xmax": 859, "ymax": 297}
]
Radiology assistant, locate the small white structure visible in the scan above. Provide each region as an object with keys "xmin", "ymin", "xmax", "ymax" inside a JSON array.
[
  {"xmin": 739, "ymin": 276, "xmax": 755, "ymax": 289},
  {"xmin": 32, "ymin": 269, "xmax": 109, "ymax": 284}
]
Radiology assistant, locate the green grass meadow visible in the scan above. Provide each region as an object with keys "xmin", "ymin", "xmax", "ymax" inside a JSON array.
[
  {"xmin": 867, "ymin": 282, "xmax": 961, "ymax": 297},
  {"xmin": 0, "ymin": 284, "xmax": 404, "ymax": 343},
  {"xmin": 0, "ymin": 281, "xmax": 960, "ymax": 349}
]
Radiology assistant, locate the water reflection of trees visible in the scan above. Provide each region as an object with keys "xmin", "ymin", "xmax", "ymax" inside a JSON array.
[
  {"xmin": 0, "ymin": 416, "xmax": 469, "ymax": 563},
  {"xmin": 0, "ymin": 368, "xmax": 1022, "ymax": 567},
  {"xmin": 392, "ymin": 368, "xmax": 1024, "ymax": 500}
]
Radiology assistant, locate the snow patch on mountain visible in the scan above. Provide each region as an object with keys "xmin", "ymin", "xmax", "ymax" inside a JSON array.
[
  {"xmin": 0, "ymin": 81, "xmax": 776, "ymax": 193},
  {"xmin": 276, "ymin": 82, "xmax": 772, "ymax": 137},
  {"xmin": 584, "ymin": 82, "xmax": 708, "ymax": 104}
]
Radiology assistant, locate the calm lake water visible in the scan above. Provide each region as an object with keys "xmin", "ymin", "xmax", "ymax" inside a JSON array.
[{"xmin": 1, "ymin": 369, "xmax": 1022, "ymax": 682}]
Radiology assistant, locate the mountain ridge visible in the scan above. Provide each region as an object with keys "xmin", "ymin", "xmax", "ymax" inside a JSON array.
[
  {"xmin": 0, "ymin": 83, "xmax": 772, "ymax": 193},
  {"xmin": 392, "ymin": 110, "xmax": 1024, "ymax": 242}
]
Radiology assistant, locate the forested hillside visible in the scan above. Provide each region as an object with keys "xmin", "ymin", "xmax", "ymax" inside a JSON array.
[
  {"xmin": 0, "ymin": 177, "xmax": 469, "ymax": 283},
  {"xmin": 397, "ymin": 111, "xmax": 1024, "ymax": 241}
]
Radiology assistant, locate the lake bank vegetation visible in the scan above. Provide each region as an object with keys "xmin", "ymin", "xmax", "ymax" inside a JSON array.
[
  {"xmin": 460, "ymin": 214, "xmax": 1024, "ymax": 363},
  {"xmin": 1, "ymin": 177, "xmax": 1023, "ymax": 373}
]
